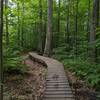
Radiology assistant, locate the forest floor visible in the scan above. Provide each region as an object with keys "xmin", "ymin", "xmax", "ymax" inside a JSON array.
[
  {"xmin": 3, "ymin": 53, "xmax": 100, "ymax": 100},
  {"xmin": 4, "ymin": 57, "xmax": 47, "ymax": 100},
  {"xmin": 66, "ymin": 71, "xmax": 100, "ymax": 100}
]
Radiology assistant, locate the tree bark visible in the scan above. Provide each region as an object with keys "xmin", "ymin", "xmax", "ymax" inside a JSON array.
[
  {"xmin": 38, "ymin": 0, "xmax": 43, "ymax": 54},
  {"xmin": 57, "ymin": 0, "xmax": 60, "ymax": 34},
  {"xmin": 74, "ymin": 0, "xmax": 78, "ymax": 57},
  {"xmin": 0, "ymin": 0, "xmax": 3, "ymax": 100},
  {"xmin": 66, "ymin": 0, "xmax": 70, "ymax": 44},
  {"xmin": 87, "ymin": 0, "xmax": 91, "ymax": 37},
  {"xmin": 17, "ymin": 2, "xmax": 20, "ymax": 46},
  {"xmin": 44, "ymin": 0, "xmax": 53, "ymax": 57},
  {"xmin": 5, "ymin": 0, "xmax": 9, "ymax": 46},
  {"xmin": 21, "ymin": 0, "xmax": 25, "ymax": 47},
  {"xmin": 89, "ymin": 0, "xmax": 99, "ymax": 62},
  {"xmin": 87, "ymin": 0, "xmax": 91, "ymax": 55}
]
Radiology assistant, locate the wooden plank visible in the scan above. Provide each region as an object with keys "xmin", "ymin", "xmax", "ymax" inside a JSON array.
[{"xmin": 29, "ymin": 52, "xmax": 75, "ymax": 100}]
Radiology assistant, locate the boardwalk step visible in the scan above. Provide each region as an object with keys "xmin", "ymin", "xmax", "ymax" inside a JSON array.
[
  {"xmin": 45, "ymin": 88, "xmax": 72, "ymax": 92},
  {"xmin": 29, "ymin": 52, "xmax": 75, "ymax": 100},
  {"xmin": 46, "ymin": 85, "xmax": 70, "ymax": 88},
  {"xmin": 46, "ymin": 79, "xmax": 68, "ymax": 82},
  {"xmin": 46, "ymin": 78, "xmax": 68, "ymax": 80},
  {"xmin": 45, "ymin": 91, "xmax": 73, "ymax": 95},
  {"xmin": 44, "ymin": 94, "xmax": 74, "ymax": 98},
  {"xmin": 46, "ymin": 76, "xmax": 67, "ymax": 78},
  {"xmin": 47, "ymin": 80, "xmax": 68, "ymax": 82},
  {"xmin": 44, "ymin": 98, "xmax": 75, "ymax": 100},
  {"xmin": 46, "ymin": 83, "xmax": 69, "ymax": 85}
]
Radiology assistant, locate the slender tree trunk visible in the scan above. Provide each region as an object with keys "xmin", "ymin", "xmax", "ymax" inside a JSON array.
[
  {"xmin": 96, "ymin": 0, "xmax": 100, "ymax": 63},
  {"xmin": 74, "ymin": 0, "xmax": 78, "ymax": 57},
  {"xmin": 44, "ymin": 0, "xmax": 53, "ymax": 56},
  {"xmin": 87, "ymin": 0, "xmax": 91, "ymax": 55},
  {"xmin": 56, "ymin": 0, "xmax": 60, "ymax": 47},
  {"xmin": 87, "ymin": 0, "xmax": 91, "ymax": 38},
  {"xmin": 72, "ymin": 0, "xmax": 75, "ymax": 48},
  {"xmin": 0, "ymin": 0, "xmax": 3, "ymax": 100},
  {"xmin": 41, "ymin": 0, "xmax": 47, "ymax": 51},
  {"xmin": 66, "ymin": 0, "xmax": 70, "ymax": 44},
  {"xmin": 89, "ymin": 0, "xmax": 99, "ymax": 62},
  {"xmin": 57, "ymin": 0, "xmax": 60, "ymax": 34},
  {"xmin": 38, "ymin": 0, "xmax": 43, "ymax": 54},
  {"xmin": 21, "ymin": 0, "xmax": 25, "ymax": 47},
  {"xmin": 5, "ymin": 0, "xmax": 9, "ymax": 46},
  {"xmin": 43, "ymin": 17, "xmax": 47, "ymax": 50},
  {"xmin": 17, "ymin": 2, "xmax": 20, "ymax": 46}
]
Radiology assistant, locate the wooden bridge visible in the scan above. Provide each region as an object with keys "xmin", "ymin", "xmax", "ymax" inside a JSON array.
[{"xmin": 29, "ymin": 52, "xmax": 75, "ymax": 100}]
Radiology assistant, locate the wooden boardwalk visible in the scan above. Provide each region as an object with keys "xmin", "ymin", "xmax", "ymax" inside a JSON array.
[{"xmin": 29, "ymin": 53, "xmax": 75, "ymax": 100}]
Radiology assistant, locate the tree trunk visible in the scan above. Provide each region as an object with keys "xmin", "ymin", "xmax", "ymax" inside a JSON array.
[
  {"xmin": 0, "ymin": 0, "xmax": 3, "ymax": 100},
  {"xmin": 87, "ymin": 0, "xmax": 91, "ymax": 55},
  {"xmin": 74, "ymin": 0, "xmax": 78, "ymax": 57},
  {"xmin": 17, "ymin": 2, "xmax": 20, "ymax": 46},
  {"xmin": 57, "ymin": 0, "xmax": 60, "ymax": 36},
  {"xmin": 44, "ymin": 0, "xmax": 53, "ymax": 57},
  {"xmin": 87, "ymin": 0, "xmax": 91, "ymax": 37},
  {"xmin": 43, "ymin": 2, "xmax": 47, "ymax": 50},
  {"xmin": 21, "ymin": 0, "xmax": 25, "ymax": 47},
  {"xmin": 5, "ymin": 0, "xmax": 9, "ymax": 46},
  {"xmin": 38, "ymin": 0, "xmax": 43, "ymax": 54},
  {"xmin": 89, "ymin": 0, "xmax": 99, "ymax": 62},
  {"xmin": 66, "ymin": 0, "xmax": 70, "ymax": 44}
]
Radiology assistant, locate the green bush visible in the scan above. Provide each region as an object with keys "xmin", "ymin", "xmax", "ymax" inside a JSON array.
[
  {"xmin": 53, "ymin": 47, "xmax": 100, "ymax": 91},
  {"xmin": 62, "ymin": 59, "xmax": 100, "ymax": 90},
  {"xmin": 4, "ymin": 48, "xmax": 27, "ymax": 74}
]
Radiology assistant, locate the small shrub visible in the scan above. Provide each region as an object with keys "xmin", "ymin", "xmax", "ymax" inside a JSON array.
[
  {"xmin": 4, "ymin": 47, "xmax": 27, "ymax": 74},
  {"xmin": 53, "ymin": 47, "xmax": 100, "ymax": 91}
]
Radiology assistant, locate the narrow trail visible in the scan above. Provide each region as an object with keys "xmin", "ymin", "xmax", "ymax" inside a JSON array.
[{"xmin": 29, "ymin": 52, "xmax": 75, "ymax": 100}]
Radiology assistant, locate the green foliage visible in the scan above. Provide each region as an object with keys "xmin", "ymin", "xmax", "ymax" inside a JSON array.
[
  {"xmin": 53, "ymin": 46, "xmax": 76, "ymax": 60},
  {"xmin": 53, "ymin": 47, "xmax": 100, "ymax": 91},
  {"xmin": 96, "ymin": 27, "xmax": 100, "ymax": 48},
  {"xmin": 4, "ymin": 48, "xmax": 27, "ymax": 74},
  {"xmin": 2, "ymin": 0, "xmax": 100, "ymax": 91}
]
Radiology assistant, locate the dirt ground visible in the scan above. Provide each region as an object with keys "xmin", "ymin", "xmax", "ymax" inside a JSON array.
[{"xmin": 4, "ymin": 58, "xmax": 47, "ymax": 100}]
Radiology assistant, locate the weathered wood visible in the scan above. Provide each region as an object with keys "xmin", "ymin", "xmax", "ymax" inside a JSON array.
[{"xmin": 29, "ymin": 52, "xmax": 75, "ymax": 100}]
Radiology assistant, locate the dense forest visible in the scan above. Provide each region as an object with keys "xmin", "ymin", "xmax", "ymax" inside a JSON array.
[{"xmin": 0, "ymin": 0, "xmax": 100, "ymax": 100}]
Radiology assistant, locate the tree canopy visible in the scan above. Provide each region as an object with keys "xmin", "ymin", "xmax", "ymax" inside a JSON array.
[{"xmin": 0, "ymin": 0, "xmax": 100, "ymax": 99}]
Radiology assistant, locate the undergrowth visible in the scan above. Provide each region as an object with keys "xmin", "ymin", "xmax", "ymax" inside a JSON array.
[
  {"xmin": 52, "ymin": 46, "xmax": 100, "ymax": 91},
  {"xmin": 4, "ymin": 47, "xmax": 27, "ymax": 74}
]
